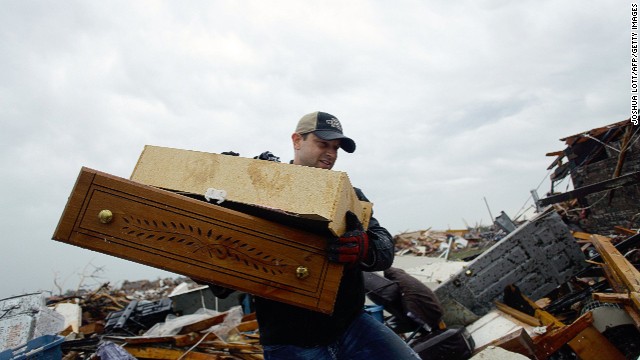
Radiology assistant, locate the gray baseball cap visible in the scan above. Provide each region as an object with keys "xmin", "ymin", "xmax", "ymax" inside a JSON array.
[{"xmin": 295, "ymin": 111, "xmax": 356, "ymax": 153}]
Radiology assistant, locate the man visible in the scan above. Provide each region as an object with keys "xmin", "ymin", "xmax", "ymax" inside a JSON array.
[
  {"xmin": 255, "ymin": 111, "xmax": 419, "ymax": 360},
  {"xmin": 382, "ymin": 267, "xmax": 444, "ymax": 335}
]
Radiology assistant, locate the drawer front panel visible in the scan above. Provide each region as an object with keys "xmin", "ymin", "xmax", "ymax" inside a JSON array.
[{"xmin": 53, "ymin": 168, "xmax": 342, "ymax": 314}]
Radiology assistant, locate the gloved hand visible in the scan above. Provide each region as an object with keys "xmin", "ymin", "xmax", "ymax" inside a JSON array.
[
  {"xmin": 253, "ymin": 151, "xmax": 281, "ymax": 162},
  {"xmin": 327, "ymin": 211, "xmax": 369, "ymax": 266}
]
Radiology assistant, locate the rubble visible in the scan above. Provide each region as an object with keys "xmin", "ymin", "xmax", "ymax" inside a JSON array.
[
  {"xmin": 470, "ymin": 346, "xmax": 530, "ymax": 360},
  {"xmin": 392, "ymin": 226, "xmax": 505, "ymax": 260},
  {"xmin": 0, "ymin": 292, "xmax": 65, "ymax": 352},
  {"xmin": 389, "ymin": 119, "xmax": 640, "ymax": 358},
  {"xmin": 1, "ymin": 279, "xmax": 262, "ymax": 359},
  {"xmin": 543, "ymin": 118, "xmax": 640, "ymax": 235},
  {"xmin": 3, "ymin": 119, "xmax": 638, "ymax": 359},
  {"xmin": 434, "ymin": 209, "xmax": 587, "ymax": 322}
]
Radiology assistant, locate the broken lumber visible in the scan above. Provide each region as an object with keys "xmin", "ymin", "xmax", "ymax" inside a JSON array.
[
  {"xmin": 537, "ymin": 171, "xmax": 640, "ymax": 207},
  {"xmin": 533, "ymin": 312, "xmax": 594, "ymax": 360},
  {"xmin": 503, "ymin": 286, "xmax": 625, "ymax": 360},
  {"xmin": 590, "ymin": 234, "xmax": 640, "ymax": 329},
  {"xmin": 124, "ymin": 346, "xmax": 222, "ymax": 359},
  {"xmin": 494, "ymin": 302, "xmax": 541, "ymax": 327}
]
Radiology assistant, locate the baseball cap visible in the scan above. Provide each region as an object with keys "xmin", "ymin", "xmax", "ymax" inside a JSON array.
[{"xmin": 295, "ymin": 111, "xmax": 356, "ymax": 153}]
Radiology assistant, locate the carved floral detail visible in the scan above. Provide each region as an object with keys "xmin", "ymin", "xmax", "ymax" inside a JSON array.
[{"xmin": 121, "ymin": 215, "xmax": 286, "ymax": 276}]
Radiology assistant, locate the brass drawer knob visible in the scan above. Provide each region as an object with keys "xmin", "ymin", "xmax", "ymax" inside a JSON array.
[
  {"xmin": 98, "ymin": 209, "xmax": 113, "ymax": 224},
  {"xmin": 296, "ymin": 266, "xmax": 310, "ymax": 280}
]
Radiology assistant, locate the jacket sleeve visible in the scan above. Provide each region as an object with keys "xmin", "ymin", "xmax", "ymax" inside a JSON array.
[{"xmin": 353, "ymin": 187, "xmax": 395, "ymax": 272}]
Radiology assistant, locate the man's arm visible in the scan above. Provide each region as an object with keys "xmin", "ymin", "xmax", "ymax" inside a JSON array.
[{"xmin": 354, "ymin": 188, "xmax": 395, "ymax": 271}]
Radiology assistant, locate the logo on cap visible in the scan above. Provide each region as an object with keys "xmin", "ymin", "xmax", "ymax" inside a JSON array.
[{"xmin": 326, "ymin": 118, "xmax": 343, "ymax": 132}]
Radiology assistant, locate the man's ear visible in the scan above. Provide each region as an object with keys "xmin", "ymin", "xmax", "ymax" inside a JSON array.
[{"xmin": 292, "ymin": 133, "xmax": 302, "ymax": 150}]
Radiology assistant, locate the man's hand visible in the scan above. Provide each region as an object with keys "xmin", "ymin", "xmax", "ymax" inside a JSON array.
[{"xmin": 327, "ymin": 211, "xmax": 369, "ymax": 266}]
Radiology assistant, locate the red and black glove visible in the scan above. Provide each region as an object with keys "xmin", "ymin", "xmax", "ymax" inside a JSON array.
[{"xmin": 327, "ymin": 211, "xmax": 369, "ymax": 266}]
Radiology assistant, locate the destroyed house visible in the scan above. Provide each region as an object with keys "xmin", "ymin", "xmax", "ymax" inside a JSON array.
[{"xmin": 544, "ymin": 119, "xmax": 640, "ymax": 235}]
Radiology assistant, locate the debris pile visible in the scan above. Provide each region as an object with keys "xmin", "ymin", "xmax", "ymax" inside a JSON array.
[
  {"xmin": 542, "ymin": 118, "xmax": 640, "ymax": 235},
  {"xmin": 2, "ymin": 118, "xmax": 638, "ymax": 359},
  {"xmin": 1, "ymin": 280, "xmax": 261, "ymax": 359},
  {"xmin": 391, "ymin": 119, "xmax": 640, "ymax": 358},
  {"xmin": 393, "ymin": 226, "xmax": 506, "ymax": 260}
]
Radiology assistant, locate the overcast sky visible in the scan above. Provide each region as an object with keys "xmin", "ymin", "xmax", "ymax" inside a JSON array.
[{"xmin": 0, "ymin": 1, "xmax": 630, "ymax": 298}]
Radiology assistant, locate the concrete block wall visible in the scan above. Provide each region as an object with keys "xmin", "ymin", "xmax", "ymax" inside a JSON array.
[{"xmin": 571, "ymin": 139, "xmax": 640, "ymax": 234}]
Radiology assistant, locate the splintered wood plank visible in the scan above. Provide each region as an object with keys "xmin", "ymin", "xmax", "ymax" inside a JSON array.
[
  {"xmin": 533, "ymin": 312, "xmax": 593, "ymax": 359},
  {"xmin": 53, "ymin": 167, "xmax": 342, "ymax": 314},
  {"xmin": 591, "ymin": 234, "xmax": 640, "ymax": 293},
  {"xmin": 179, "ymin": 312, "xmax": 228, "ymax": 334},
  {"xmin": 130, "ymin": 145, "xmax": 367, "ymax": 235},
  {"xmin": 590, "ymin": 234, "xmax": 640, "ymax": 329},
  {"xmin": 494, "ymin": 302, "xmax": 542, "ymax": 327},
  {"xmin": 124, "ymin": 347, "xmax": 222, "ymax": 359},
  {"xmin": 236, "ymin": 320, "xmax": 259, "ymax": 332}
]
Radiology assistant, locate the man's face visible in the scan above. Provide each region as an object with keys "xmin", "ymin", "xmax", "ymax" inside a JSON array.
[{"xmin": 292, "ymin": 132, "xmax": 341, "ymax": 170}]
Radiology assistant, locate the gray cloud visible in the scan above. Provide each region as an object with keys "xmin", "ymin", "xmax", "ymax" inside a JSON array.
[{"xmin": 0, "ymin": 1, "xmax": 629, "ymax": 298}]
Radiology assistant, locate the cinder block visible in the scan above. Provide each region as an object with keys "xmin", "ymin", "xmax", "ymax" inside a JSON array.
[{"xmin": 130, "ymin": 145, "xmax": 368, "ymax": 235}]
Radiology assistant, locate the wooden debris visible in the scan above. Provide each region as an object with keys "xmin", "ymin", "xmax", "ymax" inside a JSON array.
[
  {"xmin": 614, "ymin": 226, "xmax": 638, "ymax": 236},
  {"xmin": 124, "ymin": 346, "xmax": 223, "ymax": 359},
  {"xmin": 494, "ymin": 302, "xmax": 541, "ymax": 327},
  {"xmin": 40, "ymin": 123, "xmax": 640, "ymax": 359},
  {"xmin": 179, "ymin": 312, "xmax": 230, "ymax": 335},
  {"xmin": 497, "ymin": 287, "xmax": 626, "ymax": 360},
  {"xmin": 236, "ymin": 320, "xmax": 258, "ymax": 333},
  {"xmin": 392, "ymin": 226, "xmax": 501, "ymax": 259},
  {"xmin": 590, "ymin": 234, "xmax": 640, "ymax": 329},
  {"xmin": 538, "ymin": 171, "xmax": 640, "ymax": 207},
  {"xmin": 102, "ymin": 308, "xmax": 262, "ymax": 359},
  {"xmin": 480, "ymin": 328, "xmax": 537, "ymax": 359}
]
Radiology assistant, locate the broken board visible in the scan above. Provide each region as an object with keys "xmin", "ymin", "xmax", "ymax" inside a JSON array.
[
  {"xmin": 129, "ymin": 145, "xmax": 369, "ymax": 236},
  {"xmin": 52, "ymin": 167, "xmax": 343, "ymax": 314}
]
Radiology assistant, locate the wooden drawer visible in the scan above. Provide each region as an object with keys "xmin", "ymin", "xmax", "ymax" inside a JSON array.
[{"xmin": 53, "ymin": 167, "xmax": 342, "ymax": 314}]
